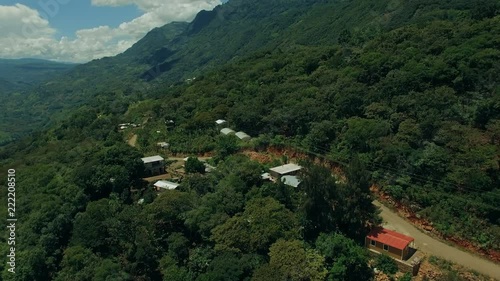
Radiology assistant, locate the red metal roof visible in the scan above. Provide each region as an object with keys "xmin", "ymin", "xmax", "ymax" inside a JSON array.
[{"xmin": 367, "ymin": 227, "xmax": 414, "ymax": 250}]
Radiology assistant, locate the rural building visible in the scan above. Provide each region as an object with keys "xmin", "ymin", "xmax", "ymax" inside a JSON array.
[
  {"xmin": 261, "ymin": 172, "xmax": 271, "ymax": 180},
  {"xmin": 153, "ymin": 180, "xmax": 179, "ymax": 191},
  {"xmin": 366, "ymin": 227, "xmax": 415, "ymax": 260},
  {"xmin": 215, "ymin": 119, "xmax": 227, "ymax": 125},
  {"xmin": 157, "ymin": 142, "xmax": 169, "ymax": 148},
  {"xmin": 269, "ymin": 163, "xmax": 302, "ymax": 179},
  {"xmin": 141, "ymin": 155, "xmax": 165, "ymax": 176},
  {"xmin": 220, "ymin": 128, "xmax": 236, "ymax": 135},
  {"xmin": 235, "ymin": 131, "xmax": 251, "ymax": 141},
  {"xmin": 280, "ymin": 175, "xmax": 301, "ymax": 187}
]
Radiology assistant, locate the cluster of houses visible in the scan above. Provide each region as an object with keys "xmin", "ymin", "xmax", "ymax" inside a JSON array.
[
  {"xmin": 140, "ymin": 153, "xmax": 421, "ymax": 275},
  {"xmin": 118, "ymin": 123, "xmax": 139, "ymax": 130},
  {"xmin": 216, "ymin": 119, "xmax": 252, "ymax": 141}
]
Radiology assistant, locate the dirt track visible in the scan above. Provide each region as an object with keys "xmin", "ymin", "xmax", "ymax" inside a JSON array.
[
  {"xmin": 375, "ymin": 201, "xmax": 500, "ymax": 280},
  {"xmin": 127, "ymin": 134, "xmax": 137, "ymax": 147}
]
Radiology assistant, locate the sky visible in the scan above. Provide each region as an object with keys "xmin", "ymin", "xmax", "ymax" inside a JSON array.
[{"xmin": 0, "ymin": 0, "xmax": 225, "ymax": 63}]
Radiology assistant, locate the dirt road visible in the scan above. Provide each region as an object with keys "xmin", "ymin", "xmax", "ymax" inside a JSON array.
[
  {"xmin": 127, "ymin": 134, "xmax": 137, "ymax": 147},
  {"xmin": 375, "ymin": 201, "xmax": 500, "ymax": 280}
]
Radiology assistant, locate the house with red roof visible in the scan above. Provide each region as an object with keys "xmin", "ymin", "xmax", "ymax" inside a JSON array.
[{"xmin": 366, "ymin": 227, "xmax": 415, "ymax": 260}]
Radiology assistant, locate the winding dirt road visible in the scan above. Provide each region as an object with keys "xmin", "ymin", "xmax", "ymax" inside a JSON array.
[{"xmin": 375, "ymin": 201, "xmax": 500, "ymax": 280}]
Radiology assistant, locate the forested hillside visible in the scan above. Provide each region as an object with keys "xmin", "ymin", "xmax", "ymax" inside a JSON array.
[
  {"xmin": 3, "ymin": 0, "xmax": 496, "ymax": 145},
  {"xmin": 0, "ymin": 0, "xmax": 499, "ymax": 280}
]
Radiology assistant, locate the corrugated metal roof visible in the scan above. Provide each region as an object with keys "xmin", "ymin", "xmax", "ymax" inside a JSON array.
[
  {"xmin": 154, "ymin": 180, "xmax": 179, "ymax": 190},
  {"xmin": 270, "ymin": 163, "xmax": 302, "ymax": 175},
  {"xmin": 367, "ymin": 227, "xmax": 414, "ymax": 250},
  {"xmin": 220, "ymin": 128, "xmax": 235, "ymax": 135},
  {"xmin": 235, "ymin": 131, "xmax": 250, "ymax": 140},
  {"xmin": 215, "ymin": 119, "xmax": 227, "ymax": 125},
  {"xmin": 281, "ymin": 175, "xmax": 301, "ymax": 187},
  {"xmin": 141, "ymin": 155, "xmax": 164, "ymax": 163}
]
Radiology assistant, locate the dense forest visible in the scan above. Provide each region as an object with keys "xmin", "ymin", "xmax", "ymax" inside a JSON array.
[{"xmin": 0, "ymin": 0, "xmax": 499, "ymax": 280}]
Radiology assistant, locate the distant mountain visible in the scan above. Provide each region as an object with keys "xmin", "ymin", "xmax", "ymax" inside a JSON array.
[
  {"xmin": 0, "ymin": 58, "xmax": 76, "ymax": 93},
  {"xmin": 0, "ymin": 0, "xmax": 495, "ymax": 145}
]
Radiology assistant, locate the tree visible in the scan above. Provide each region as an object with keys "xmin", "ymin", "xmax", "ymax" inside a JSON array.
[
  {"xmin": 195, "ymin": 252, "xmax": 246, "ymax": 281},
  {"xmin": 315, "ymin": 233, "xmax": 373, "ymax": 281},
  {"xmin": 144, "ymin": 190, "xmax": 195, "ymax": 241},
  {"xmin": 93, "ymin": 259, "xmax": 130, "ymax": 281},
  {"xmin": 54, "ymin": 246, "xmax": 98, "ymax": 281},
  {"xmin": 337, "ymin": 156, "xmax": 380, "ymax": 240},
  {"xmin": 215, "ymin": 135, "xmax": 239, "ymax": 161},
  {"xmin": 211, "ymin": 197, "xmax": 299, "ymax": 254},
  {"xmin": 374, "ymin": 254, "xmax": 398, "ymax": 275},
  {"xmin": 299, "ymin": 163, "xmax": 339, "ymax": 240},
  {"xmin": 185, "ymin": 157, "xmax": 206, "ymax": 174},
  {"xmin": 261, "ymin": 239, "xmax": 328, "ymax": 281},
  {"xmin": 71, "ymin": 199, "xmax": 118, "ymax": 254}
]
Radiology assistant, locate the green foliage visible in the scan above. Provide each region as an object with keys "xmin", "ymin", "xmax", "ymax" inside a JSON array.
[
  {"xmin": 375, "ymin": 254, "xmax": 399, "ymax": 275},
  {"xmin": 399, "ymin": 272, "xmax": 413, "ymax": 281},
  {"xmin": 211, "ymin": 197, "xmax": 299, "ymax": 254},
  {"xmin": 315, "ymin": 232, "xmax": 373, "ymax": 281},
  {"xmin": 257, "ymin": 239, "xmax": 328, "ymax": 281},
  {"xmin": 185, "ymin": 157, "xmax": 206, "ymax": 174},
  {"xmin": 0, "ymin": 0, "xmax": 499, "ymax": 279}
]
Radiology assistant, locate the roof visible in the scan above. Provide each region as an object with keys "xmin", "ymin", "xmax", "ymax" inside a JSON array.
[
  {"xmin": 367, "ymin": 227, "xmax": 414, "ymax": 250},
  {"xmin": 261, "ymin": 172, "xmax": 271, "ymax": 180},
  {"xmin": 141, "ymin": 155, "xmax": 164, "ymax": 163},
  {"xmin": 270, "ymin": 163, "xmax": 302, "ymax": 175},
  {"xmin": 281, "ymin": 175, "xmax": 301, "ymax": 187},
  {"xmin": 154, "ymin": 180, "xmax": 180, "ymax": 190},
  {"xmin": 235, "ymin": 131, "xmax": 251, "ymax": 140},
  {"xmin": 220, "ymin": 128, "xmax": 235, "ymax": 135},
  {"xmin": 215, "ymin": 119, "xmax": 227, "ymax": 125}
]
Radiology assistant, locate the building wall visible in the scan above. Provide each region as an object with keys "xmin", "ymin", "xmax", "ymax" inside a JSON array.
[
  {"xmin": 144, "ymin": 160, "xmax": 165, "ymax": 176},
  {"xmin": 365, "ymin": 238, "xmax": 403, "ymax": 260}
]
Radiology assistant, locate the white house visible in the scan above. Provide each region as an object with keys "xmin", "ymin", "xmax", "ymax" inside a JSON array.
[
  {"xmin": 235, "ymin": 131, "xmax": 251, "ymax": 141},
  {"xmin": 154, "ymin": 180, "xmax": 180, "ymax": 191},
  {"xmin": 221, "ymin": 128, "xmax": 236, "ymax": 135}
]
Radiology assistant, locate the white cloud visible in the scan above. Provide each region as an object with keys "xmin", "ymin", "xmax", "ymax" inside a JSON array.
[{"xmin": 0, "ymin": 1, "xmax": 222, "ymax": 62}]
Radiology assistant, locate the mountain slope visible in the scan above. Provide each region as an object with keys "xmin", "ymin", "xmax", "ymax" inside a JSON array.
[
  {"xmin": 0, "ymin": 58, "xmax": 76, "ymax": 93},
  {"xmin": 1, "ymin": 0, "xmax": 498, "ymax": 145}
]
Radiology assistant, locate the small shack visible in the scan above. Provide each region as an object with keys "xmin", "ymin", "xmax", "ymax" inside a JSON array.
[
  {"xmin": 142, "ymin": 155, "xmax": 165, "ymax": 176},
  {"xmin": 366, "ymin": 227, "xmax": 414, "ymax": 260},
  {"xmin": 235, "ymin": 131, "xmax": 251, "ymax": 141},
  {"xmin": 220, "ymin": 128, "xmax": 236, "ymax": 135},
  {"xmin": 154, "ymin": 180, "xmax": 179, "ymax": 191},
  {"xmin": 215, "ymin": 119, "xmax": 227, "ymax": 125},
  {"xmin": 269, "ymin": 163, "xmax": 302, "ymax": 179}
]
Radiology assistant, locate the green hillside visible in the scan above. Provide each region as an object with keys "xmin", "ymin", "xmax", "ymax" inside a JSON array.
[
  {"xmin": 0, "ymin": 58, "xmax": 76, "ymax": 92},
  {"xmin": 3, "ymin": 0, "xmax": 495, "ymax": 145},
  {"xmin": 0, "ymin": 0, "xmax": 498, "ymax": 280}
]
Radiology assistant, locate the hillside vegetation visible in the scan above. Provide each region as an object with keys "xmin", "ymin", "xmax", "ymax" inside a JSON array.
[{"xmin": 0, "ymin": 0, "xmax": 498, "ymax": 280}]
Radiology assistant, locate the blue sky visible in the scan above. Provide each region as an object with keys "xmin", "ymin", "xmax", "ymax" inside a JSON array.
[
  {"xmin": 0, "ymin": 0, "xmax": 224, "ymax": 62},
  {"xmin": 1, "ymin": 0, "xmax": 142, "ymax": 39}
]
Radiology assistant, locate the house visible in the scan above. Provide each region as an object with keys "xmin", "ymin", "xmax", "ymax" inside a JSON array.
[
  {"xmin": 280, "ymin": 175, "xmax": 301, "ymax": 187},
  {"xmin": 215, "ymin": 119, "xmax": 227, "ymax": 125},
  {"xmin": 235, "ymin": 131, "xmax": 251, "ymax": 141},
  {"xmin": 221, "ymin": 128, "xmax": 236, "ymax": 135},
  {"xmin": 366, "ymin": 227, "xmax": 415, "ymax": 260},
  {"xmin": 141, "ymin": 155, "xmax": 165, "ymax": 176},
  {"xmin": 261, "ymin": 172, "xmax": 271, "ymax": 180},
  {"xmin": 157, "ymin": 142, "xmax": 169, "ymax": 148},
  {"xmin": 269, "ymin": 163, "xmax": 302, "ymax": 179},
  {"xmin": 204, "ymin": 163, "xmax": 216, "ymax": 173},
  {"xmin": 153, "ymin": 180, "xmax": 179, "ymax": 191}
]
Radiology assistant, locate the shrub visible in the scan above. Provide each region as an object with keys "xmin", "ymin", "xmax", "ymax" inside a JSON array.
[{"xmin": 375, "ymin": 254, "xmax": 398, "ymax": 275}]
